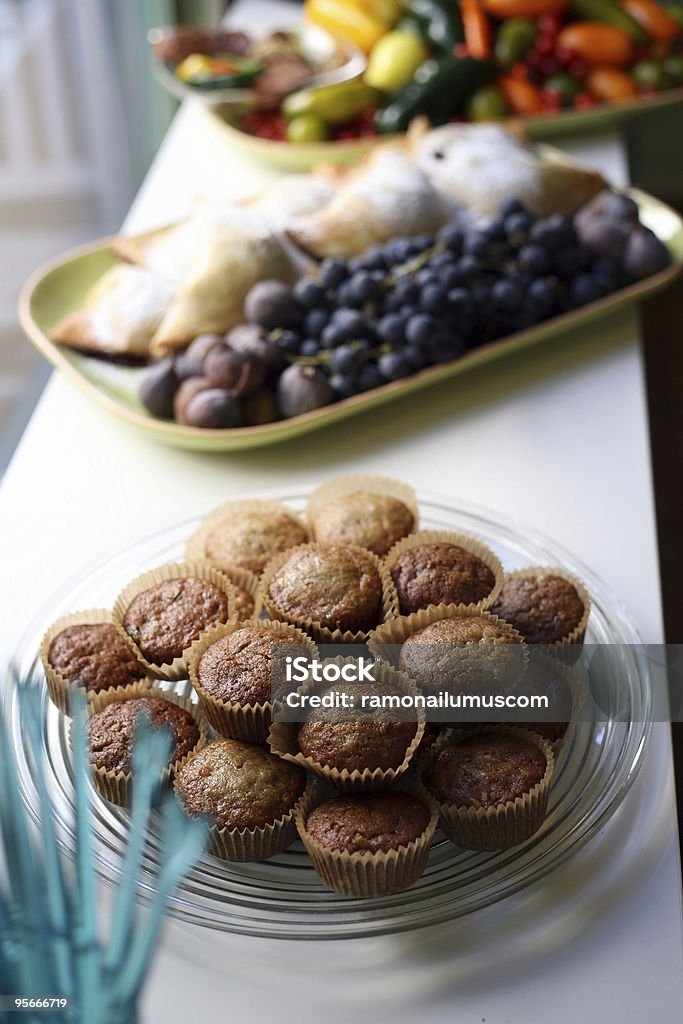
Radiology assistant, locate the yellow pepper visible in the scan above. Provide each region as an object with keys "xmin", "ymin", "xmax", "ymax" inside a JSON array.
[{"xmin": 305, "ymin": 0, "xmax": 391, "ymax": 52}]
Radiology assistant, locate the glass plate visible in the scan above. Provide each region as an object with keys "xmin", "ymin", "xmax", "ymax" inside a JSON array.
[{"xmin": 5, "ymin": 491, "xmax": 651, "ymax": 940}]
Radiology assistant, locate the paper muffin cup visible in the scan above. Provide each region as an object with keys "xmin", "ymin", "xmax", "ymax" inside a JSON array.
[
  {"xmin": 492, "ymin": 566, "xmax": 591, "ymax": 657},
  {"xmin": 383, "ymin": 529, "xmax": 503, "ymax": 615},
  {"xmin": 176, "ymin": 767, "xmax": 315, "ymax": 863},
  {"xmin": 306, "ymin": 475, "xmax": 419, "ymax": 555},
  {"xmin": 258, "ymin": 542, "xmax": 399, "ymax": 645},
  {"xmin": 187, "ymin": 619, "xmax": 318, "ymax": 743},
  {"xmin": 185, "ymin": 498, "xmax": 309, "ymax": 576},
  {"xmin": 112, "ymin": 561, "xmax": 237, "ymax": 681},
  {"xmin": 425, "ymin": 726, "xmax": 554, "ymax": 852},
  {"xmin": 75, "ymin": 681, "xmax": 208, "ymax": 808},
  {"xmin": 268, "ymin": 656, "xmax": 425, "ymax": 792},
  {"xmin": 40, "ymin": 608, "xmax": 147, "ymax": 715},
  {"xmin": 296, "ymin": 776, "xmax": 439, "ymax": 898}
]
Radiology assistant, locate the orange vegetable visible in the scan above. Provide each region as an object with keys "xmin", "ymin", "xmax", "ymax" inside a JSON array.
[
  {"xmin": 585, "ymin": 67, "xmax": 638, "ymax": 100},
  {"xmin": 498, "ymin": 75, "xmax": 545, "ymax": 112},
  {"xmin": 483, "ymin": 0, "xmax": 567, "ymax": 19},
  {"xmin": 461, "ymin": 0, "xmax": 493, "ymax": 58},
  {"xmin": 556, "ymin": 22, "xmax": 634, "ymax": 65},
  {"xmin": 621, "ymin": 0, "xmax": 681, "ymax": 42}
]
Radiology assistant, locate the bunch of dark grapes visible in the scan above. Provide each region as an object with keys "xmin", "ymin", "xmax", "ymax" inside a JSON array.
[
  {"xmin": 139, "ymin": 194, "xmax": 669, "ymax": 426},
  {"xmin": 252, "ymin": 197, "xmax": 638, "ymax": 411}
]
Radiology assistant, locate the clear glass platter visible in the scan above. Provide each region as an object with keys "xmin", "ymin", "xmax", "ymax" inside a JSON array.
[{"xmin": 4, "ymin": 491, "xmax": 651, "ymax": 940}]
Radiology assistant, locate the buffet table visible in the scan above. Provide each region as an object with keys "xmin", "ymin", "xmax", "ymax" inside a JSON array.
[{"xmin": 2, "ymin": 9, "xmax": 683, "ymax": 1020}]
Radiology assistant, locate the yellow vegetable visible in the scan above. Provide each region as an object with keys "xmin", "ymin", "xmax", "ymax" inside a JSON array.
[
  {"xmin": 305, "ymin": 0, "xmax": 388, "ymax": 52},
  {"xmin": 175, "ymin": 54, "xmax": 213, "ymax": 82},
  {"xmin": 356, "ymin": 0, "xmax": 404, "ymax": 26},
  {"xmin": 365, "ymin": 30, "xmax": 430, "ymax": 91}
]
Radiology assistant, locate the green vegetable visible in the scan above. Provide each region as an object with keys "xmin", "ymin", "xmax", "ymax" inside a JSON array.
[
  {"xmin": 375, "ymin": 56, "xmax": 494, "ymax": 133},
  {"xmin": 663, "ymin": 53, "xmax": 683, "ymax": 84},
  {"xmin": 632, "ymin": 58, "xmax": 674, "ymax": 90},
  {"xmin": 403, "ymin": 0, "xmax": 464, "ymax": 52},
  {"xmin": 283, "ymin": 81, "xmax": 382, "ymax": 125},
  {"xmin": 494, "ymin": 18, "xmax": 537, "ymax": 68},
  {"xmin": 570, "ymin": 0, "xmax": 648, "ymax": 43},
  {"xmin": 544, "ymin": 70, "xmax": 583, "ymax": 103},
  {"xmin": 465, "ymin": 85, "xmax": 507, "ymax": 120},
  {"xmin": 286, "ymin": 113, "xmax": 331, "ymax": 142}
]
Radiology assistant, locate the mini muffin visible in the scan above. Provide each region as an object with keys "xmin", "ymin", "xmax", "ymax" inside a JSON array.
[
  {"xmin": 193, "ymin": 504, "xmax": 308, "ymax": 575},
  {"xmin": 265, "ymin": 543, "xmax": 386, "ymax": 634},
  {"xmin": 297, "ymin": 784, "xmax": 438, "ymax": 897},
  {"xmin": 390, "ymin": 542, "xmax": 497, "ymax": 614},
  {"xmin": 88, "ymin": 696, "xmax": 200, "ymax": 776},
  {"xmin": 423, "ymin": 729, "xmax": 553, "ymax": 851},
  {"xmin": 47, "ymin": 622, "xmax": 145, "ymax": 696},
  {"xmin": 191, "ymin": 622, "xmax": 312, "ymax": 740},
  {"xmin": 174, "ymin": 738, "xmax": 307, "ymax": 860},
  {"xmin": 122, "ymin": 576, "xmax": 230, "ymax": 667},
  {"xmin": 398, "ymin": 613, "xmax": 524, "ymax": 695},
  {"xmin": 311, "ymin": 491, "xmax": 415, "ymax": 556},
  {"xmin": 306, "ymin": 791, "xmax": 430, "ymax": 854},
  {"xmin": 491, "ymin": 569, "xmax": 588, "ymax": 645},
  {"xmin": 425, "ymin": 731, "xmax": 546, "ymax": 809},
  {"xmin": 296, "ymin": 688, "xmax": 419, "ymax": 774},
  {"xmin": 196, "ymin": 624, "xmax": 307, "ymax": 708}
]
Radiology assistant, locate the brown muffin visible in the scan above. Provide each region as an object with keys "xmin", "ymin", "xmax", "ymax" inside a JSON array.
[
  {"xmin": 311, "ymin": 492, "xmax": 415, "ymax": 557},
  {"xmin": 297, "ymin": 682, "xmax": 417, "ymax": 772},
  {"xmin": 398, "ymin": 613, "xmax": 523, "ymax": 694},
  {"xmin": 197, "ymin": 624, "xmax": 306, "ymax": 706},
  {"xmin": 503, "ymin": 660, "xmax": 573, "ymax": 740},
  {"xmin": 390, "ymin": 542, "xmax": 496, "ymax": 614},
  {"xmin": 174, "ymin": 738, "xmax": 306, "ymax": 831},
  {"xmin": 48, "ymin": 623, "xmax": 145, "ymax": 694},
  {"xmin": 88, "ymin": 696, "xmax": 200, "ymax": 775},
  {"xmin": 204, "ymin": 509, "xmax": 308, "ymax": 575},
  {"xmin": 424, "ymin": 732, "xmax": 547, "ymax": 809},
  {"xmin": 232, "ymin": 584, "xmax": 255, "ymax": 622},
  {"xmin": 305, "ymin": 791, "xmax": 430, "ymax": 854},
  {"xmin": 122, "ymin": 577, "xmax": 230, "ymax": 665},
  {"xmin": 491, "ymin": 572, "xmax": 586, "ymax": 644},
  {"xmin": 267, "ymin": 543, "xmax": 384, "ymax": 633}
]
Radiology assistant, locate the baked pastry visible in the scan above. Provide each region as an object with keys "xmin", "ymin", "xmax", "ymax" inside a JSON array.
[
  {"xmin": 297, "ymin": 782, "xmax": 437, "ymax": 896},
  {"xmin": 174, "ymin": 737, "xmax": 306, "ymax": 835},
  {"xmin": 310, "ymin": 491, "xmax": 415, "ymax": 557},
  {"xmin": 265, "ymin": 543, "xmax": 385, "ymax": 633},
  {"xmin": 232, "ymin": 583, "xmax": 255, "ymax": 621},
  {"xmin": 51, "ymin": 264, "xmax": 174, "ymax": 358},
  {"xmin": 398, "ymin": 612, "xmax": 523, "ymax": 694},
  {"xmin": 88, "ymin": 696, "xmax": 200, "ymax": 775},
  {"xmin": 423, "ymin": 728, "xmax": 553, "ymax": 851},
  {"xmin": 389, "ymin": 541, "xmax": 497, "ymax": 614},
  {"xmin": 413, "ymin": 123, "xmax": 604, "ymax": 218},
  {"xmin": 288, "ymin": 148, "xmax": 448, "ymax": 259},
  {"xmin": 424, "ymin": 731, "xmax": 546, "ymax": 809},
  {"xmin": 490, "ymin": 568, "xmax": 588, "ymax": 644},
  {"xmin": 243, "ymin": 175, "xmax": 335, "ymax": 229},
  {"xmin": 195, "ymin": 624, "xmax": 307, "ymax": 708},
  {"xmin": 46, "ymin": 622, "xmax": 145, "ymax": 695},
  {"xmin": 297, "ymin": 680, "xmax": 418, "ymax": 773},
  {"xmin": 188, "ymin": 501, "xmax": 308, "ymax": 575},
  {"xmin": 305, "ymin": 790, "xmax": 430, "ymax": 855},
  {"xmin": 115, "ymin": 205, "xmax": 298, "ymax": 355},
  {"xmin": 122, "ymin": 576, "xmax": 230, "ymax": 666}
]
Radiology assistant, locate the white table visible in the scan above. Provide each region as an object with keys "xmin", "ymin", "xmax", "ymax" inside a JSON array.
[{"xmin": 1, "ymin": 41, "xmax": 682, "ymax": 1024}]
